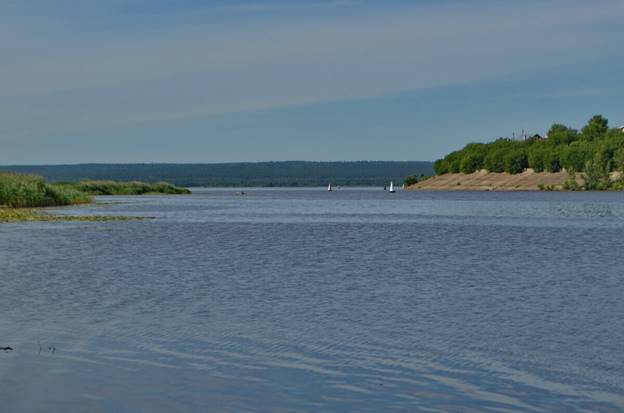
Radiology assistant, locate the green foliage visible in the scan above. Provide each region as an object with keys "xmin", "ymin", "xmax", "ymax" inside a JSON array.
[
  {"xmin": 66, "ymin": 180, "xmax": 191, "ymax": 196},
  {"xmin": 581, "ymin": 115, "xmax": 609, "ymax": 141},
  {"xmin": 503, "ymin": 149, "xmax": 528, "ymax": 174},
  {"xmin": 458, "ymin": 143, "xmax": 487, "ymax": 173},
  {"xmin": 547, "ymin": 124, "xmax": 578, "ymax": 145},
  {"xmin": 0, "ymin": 208, "xmax": 145, "ymax": 223},
  {"xmin": 537, "ymin": 183, "xmax": 557, "ymax": 191},
  {"xmin": 434, "ymin": 159, "xmax": 449, "ymax": 175},
  {"xmin": 0, "ymin": 173, "xmax": 91, "ymax": 208},
  {"xmin": 433, "ymin": 115, "xmax": 624, "ymax": 184},
  {"xmin": 0, "ymin": 173, "xmax": 188, "ymax": 209},
  {"xmin": 582, "ymin": 155, "xmax": 610, "ymax": 190},
  {"xmin": 543, "ymin": 147, "xmax": 562, "ymax": 172},
  {"xmin": 460, "ymin": 154, "xmax": 481, "ymax": 174},
  {"xmin": 614, "ymin": 147, "xmax": 624, "ymax": 172},
  {"xmin": 484, "ymin": 148, "xmax": 507, "ymax": 173},
  {"xmin": 528, "ymin": 143, "xmax": 547, "ymax": 172},
  {"xmin": 561, "ymin": 140, "xmax": 594, "ymax": 172},
  {"xmin": 403, "ymin": 175, "xmax": 418, "ymax": 186},
  {"xmin": 563, "ymin": 169, "xmax": 580, "ymax": 191}
]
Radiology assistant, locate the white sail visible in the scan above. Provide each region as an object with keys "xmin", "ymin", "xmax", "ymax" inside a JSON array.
[
  {"xmin": 389, "ymin": 181, "xmax": 395, "ymax": 193},
  {"xmin": 327, "ymin": 183, "xmax": 332, "ymax": 191}
]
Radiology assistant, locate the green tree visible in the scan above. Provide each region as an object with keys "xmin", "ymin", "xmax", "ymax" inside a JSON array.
[
  {"xmin": 460, "ymin": 153, "xmax": 483, "ymax": 173},
  {"xmin": 583, "ymin": 154, "xmax": 610, "ymax": 190},
  {"xmin": 434, "ymin": 159, "xmax": 449, "ymax": 175},
  {"xmin": 561, "ymin": 140, "xmax": 594, "ymax": 172},
  {"xmin": 459, "ymin": 143, "xmax": 487, "ymax": 173},
  {"xmin": 614, "ymin": 148, "xmax": 624, "ymax": 172},
  {"xmin": 547, "ymin": 124, "xmax": 578, "ymax": 145},
  {"xmin": 404, "ymin": 175, "xmax": 418, "ymax": 186},
  {"xmin": 543, "ymin": 147, "xmax": 562, "ymax": 172},
  {"xmin": 504, "ymin": 149, "xmax": 528, "ymax": 174},
  {"xmin": 581, "ymin": 115, "xmax": 609, "ymax": 141},
  {"xmin": 528, "ymin": 144, "xmax": 547, "ymax": 172},
  {"xmin": 484, "ymin": 148, "xmax": 507, "ymax": 172}
]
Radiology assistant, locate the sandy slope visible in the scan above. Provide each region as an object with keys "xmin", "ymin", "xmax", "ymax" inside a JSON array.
[{"xmin": 408, "ymin": 169, "xmax": 570, "ymax": 191}]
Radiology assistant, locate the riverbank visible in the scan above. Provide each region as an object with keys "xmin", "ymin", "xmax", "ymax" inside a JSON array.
[
  {"xmin": 0, "ymin": 173, "xmax": 92, "ymax": 207},
  {"xmin": 0, "ymin": 172, "xmax": 188, "ymax": 222},
  {"xmin": 62, "ymin": 180, "xmax": 191, "ymax": 195},
  {"xmin": 407, "ymin": 169, "xmax": 574, "ymax": 191}
]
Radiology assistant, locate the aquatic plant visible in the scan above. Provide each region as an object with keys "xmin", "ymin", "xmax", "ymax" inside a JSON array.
[
  {"xmin": 0, "ymin": 173, "xmax": 91, "ymax": 208},
  {"xmin": 61, "ymin": 180, "xmax": 191, "ymax": 195},
  {"xmin": 0, "ymin": 208, "xmax": 146, "ymax": 223}
]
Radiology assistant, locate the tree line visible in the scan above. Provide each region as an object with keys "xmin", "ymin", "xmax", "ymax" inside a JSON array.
[
  {"xmin": 434, "ymin": 116, "xmax": 624, "ymax": 183},
  {"xmin": 0, "ymin": 161, "xmax": 434, "ymax": 187}
]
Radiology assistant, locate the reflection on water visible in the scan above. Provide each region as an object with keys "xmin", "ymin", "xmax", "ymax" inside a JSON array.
[{"xmin": 1, "ymin": 189, "xmax": 624, "ymax": 412}]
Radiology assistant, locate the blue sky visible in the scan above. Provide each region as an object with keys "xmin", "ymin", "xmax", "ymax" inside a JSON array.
[{"xmin": 1, "ymin": 0, "xmax": 624, "ymax": 164}]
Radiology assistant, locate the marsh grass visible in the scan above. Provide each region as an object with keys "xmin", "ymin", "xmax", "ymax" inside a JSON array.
[
  {"xmin": 62, "ymin": 180, "xmax": 191, "ymax": 195},
  {"xmin": 0, "ymin": 208, "xmax": 146, "ymax": 223},
  {"xmin": 0, "ymin": 173, "xmax": 92, "ymax": 207},
  {"xmin": 1, "ymin": 173, "xmax": 185, "ymax": 222}
]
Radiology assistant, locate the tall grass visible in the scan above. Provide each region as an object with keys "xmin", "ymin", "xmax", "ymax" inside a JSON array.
[
  {"xmin": 0, "ymin": 173, "xmax": 91, "ymax": 208},
  {"xmin": 65, "ymin": 180, "xmax": 191, "ymax": 195}
]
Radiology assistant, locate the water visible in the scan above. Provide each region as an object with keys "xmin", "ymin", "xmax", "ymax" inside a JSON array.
[{"xmin": 1, "ymin": 188, "xmax": 624, "ymax": 412}]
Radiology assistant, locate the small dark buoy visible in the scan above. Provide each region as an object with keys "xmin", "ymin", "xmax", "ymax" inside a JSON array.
[{"xmin": 1, "ymin": 346, "xmax": 13, "ymax": 351}]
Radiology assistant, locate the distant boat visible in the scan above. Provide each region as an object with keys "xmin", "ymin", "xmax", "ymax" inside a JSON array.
[
  {"xmin": 389, "ymin": 181, "xmax": 396, "ymax": 193},
  {"xmin": 327, "ymin": 183, "xmax": 332, "ymax": 192}
]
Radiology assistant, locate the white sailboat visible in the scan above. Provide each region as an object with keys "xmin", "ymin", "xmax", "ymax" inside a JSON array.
[
  {"xmin": 389, "ymin": 181, "xmax": 395, "ymax": 193},
  {"xmin": 327, "ymin": 183, "xmax": 332, "ymax": 192}
]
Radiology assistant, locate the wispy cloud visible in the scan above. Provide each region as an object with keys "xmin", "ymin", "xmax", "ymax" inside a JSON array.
[{"xmin": 1, "ymin": 0, "xmax": 623, "ymax": 146}]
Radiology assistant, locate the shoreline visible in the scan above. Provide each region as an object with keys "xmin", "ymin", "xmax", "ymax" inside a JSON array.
[{"xmin": 407, "ymin": 169, "xmax": 574, "ymax": 191}]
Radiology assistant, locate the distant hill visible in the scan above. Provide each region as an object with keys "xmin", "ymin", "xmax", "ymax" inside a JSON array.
[{"xmin": 0, "ymin": 161, "xmax": 433, "ymax": 187}]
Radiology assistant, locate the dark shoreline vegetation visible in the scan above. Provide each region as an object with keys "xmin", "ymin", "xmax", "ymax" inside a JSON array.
[
  {"xmin": 57, "ymin": 180, "xmax": 191, "ymax": 196},
  {"xmin": 432, "ymin": 115, "xmax": 624, "ymax": 190},
  {"xmin": 0, "ymin": 208, "xmax": 146, "ymax": 223},
  {"xmin": 0, "ymin": 172, "xmax": 188, "ymax": 222},
  {"xmin": 0, "ymin": 173, "xmax": 91, "ymax": 208},
  {"xmin": 0, "ymin": 161, "xmax": 433, "ymax": 187}
]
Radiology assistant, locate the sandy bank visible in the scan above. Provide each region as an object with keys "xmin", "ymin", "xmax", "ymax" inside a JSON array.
[{"xmin": 408, "ymin": 169, "xmax": 571, "ymax": 191}]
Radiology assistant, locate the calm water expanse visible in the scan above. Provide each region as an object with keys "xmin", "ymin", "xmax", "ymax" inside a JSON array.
[{"xmin": 1, "ymin": 188, "xmax": 624, "ymax": 412}]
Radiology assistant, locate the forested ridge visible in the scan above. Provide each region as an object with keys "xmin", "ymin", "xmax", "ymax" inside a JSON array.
[{"xmin": 0, "ymin": 161, "xmax": 433, "ymax": 187}]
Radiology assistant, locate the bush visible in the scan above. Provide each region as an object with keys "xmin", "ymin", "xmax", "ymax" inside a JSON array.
[
  {"xmin": 582, "ymin": 156, "xmax": 610, "ymax": 190},
  {"xmin": 543, "ymin": 147, "xmax": 562, "ymax": 172},
  {"xmin": 434, "ymin": 159, "xmax": 449, "ymax": 175},
  {"xmin": 503, "ymin": 149, "xmax": 528, "ymax": 174},
  {"xmin": 484, "ymin": 149, "xmax": 506, "ymax": 173},
  {"xmin": 404, "ymin": 175, "xmax": 418, "ymax": 186},
  {"xmin": 563, "ymin": 169, "xmax": 580, "ymax": 190},
  {"xmin": 460, "ymin": 154, "xmax": 483, "ymax": 174}
]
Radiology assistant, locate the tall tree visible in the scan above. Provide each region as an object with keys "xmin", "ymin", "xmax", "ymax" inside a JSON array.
[{"xmin": 581, "ymin": 115, "xmax": 609, "ymax": 141}]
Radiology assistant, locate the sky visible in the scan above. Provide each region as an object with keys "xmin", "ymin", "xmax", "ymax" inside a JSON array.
[{"xmin": 1, "ymin": 0, "xmax": 624, "ymax": 164}]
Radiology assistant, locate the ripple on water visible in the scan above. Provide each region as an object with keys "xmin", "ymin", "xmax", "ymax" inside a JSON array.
[{"xmin": 1, "ymin": 189, "xmax": 624, "ymax": 412}]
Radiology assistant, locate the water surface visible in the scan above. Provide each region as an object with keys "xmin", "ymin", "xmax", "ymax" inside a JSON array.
[{"xmin": 1, "ymin": 188, "xmax": 623, "ymax": 412}]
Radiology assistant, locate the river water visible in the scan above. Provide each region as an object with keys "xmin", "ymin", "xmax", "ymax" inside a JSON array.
[{"xmin": 1, "ymin": 188, "xmax": 623, "ymax": 412}]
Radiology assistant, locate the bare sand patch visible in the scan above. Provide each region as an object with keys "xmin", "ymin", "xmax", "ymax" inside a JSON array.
[{"xmin": 408, "ymin": 169, "xmax": 570, "ymax": 191}]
